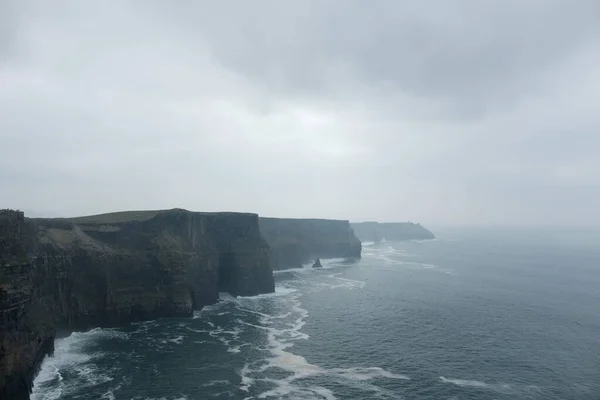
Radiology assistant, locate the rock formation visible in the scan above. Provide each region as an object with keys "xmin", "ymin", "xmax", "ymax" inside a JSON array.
[
  {"xmin": 312, "ymin": 258, "xmax": 323, "ymax": 268},
  {"xmin": 0, "ymin": 208, "xmax": 274, "ymax": 400},
  {"xmin": 259, "ymin": 217, "xmax": 361, "ymax": 270},
  {"xmin": 351, "ymin": 221, "xmax": 435, "ymax": 242}
]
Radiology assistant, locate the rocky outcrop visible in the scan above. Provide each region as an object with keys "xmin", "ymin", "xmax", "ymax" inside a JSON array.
[
  {"xmin": 1, "ymin": 208, "xmax": 274, "ymax": 399},
  {"xmin": 259, "ymin": 217, "xmax": 361, "ymax": 270},
  {"xmin": 351, "ymin": 221, "xmax": 435, "ymax": 242},
  {"xmin": 312, "ymin": 258, "xmax": 322, "ymax": 268}
]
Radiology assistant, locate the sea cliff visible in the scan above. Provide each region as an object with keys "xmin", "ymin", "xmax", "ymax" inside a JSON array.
[
  {"xmin": 259, "ymin": 217, "xmax": 362, "ymax": 270},
  {"xmin": 0, "ymin": 209, "xmax": 274, "ymax": 400},
  {"xmin": 351, "ymin": 221, "xmax": 435, "ymax": 242}
]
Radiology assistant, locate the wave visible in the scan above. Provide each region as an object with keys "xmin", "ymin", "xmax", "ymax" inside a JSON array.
[{"xmin": 32, "ymin": 328, "xmax": 127, "ymax": 400}]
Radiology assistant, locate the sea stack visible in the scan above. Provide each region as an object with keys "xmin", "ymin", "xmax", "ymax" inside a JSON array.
[{"xmin": 312, "ymin": 258, "xmax": 323, "ymax": 268}]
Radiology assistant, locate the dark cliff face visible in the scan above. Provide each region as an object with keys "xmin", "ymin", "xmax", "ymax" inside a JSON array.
[
  {"xmin": 24, "ymin": 209, "xmax": 274, "ymax": 329},
  {"xmin": 351, "ymin": 221, "xmax": 435, "ymax": 242},
  {"xmin": 259, "ymin": 217, "xmax": 362, "ymax": 270},
  {"xmin": 1, "ymin": 209, "xmax": 274, "ymax": 400},
  {"xmin": 1, "ymin": 210, "xmax": 54, "ymax": 400}
]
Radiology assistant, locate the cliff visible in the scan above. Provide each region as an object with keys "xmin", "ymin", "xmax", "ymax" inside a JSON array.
[
  {"xmin": 1, "ymin": 208, "xmax": 274, "ymax": 399},
  {"xmin": 351, "ymin": 221, "xmax": 435, "ymax": 242},
  {"xmin": 259, "ymin": 217, "xmax": 362, "ymax": 270},
  {"xmin": 1, "ymin": 210, "xmax": 54, "ymax": 400}
]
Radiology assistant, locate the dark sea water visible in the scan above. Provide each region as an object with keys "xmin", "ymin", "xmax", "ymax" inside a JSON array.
[{"xmin": 32, "ymin": 228, "xmax": 600, "ymax": 400}]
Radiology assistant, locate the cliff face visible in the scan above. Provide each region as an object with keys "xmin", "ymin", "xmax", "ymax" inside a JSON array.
[
  {"xmin": 1, "ymin": 211, "xmax": 54, "ymax": 400},
  {"xmin": 1, "ymin": 209, "xmax": 274, "ymax": 399},
  {"xmin": 259, "ymin": 217, "xmax": 362, "ymax": 270},
  {"xmin": 351, "ymin": 221, "xmax": 435, "ymax": 242}
]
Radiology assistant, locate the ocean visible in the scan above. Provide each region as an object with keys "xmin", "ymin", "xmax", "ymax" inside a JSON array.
[{"xmin": 31, "ymin": 228, "xmax": 600, "ymax": 400}]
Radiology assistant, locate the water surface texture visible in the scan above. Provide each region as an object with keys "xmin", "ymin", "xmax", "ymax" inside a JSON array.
[{"xmin": 32, "ymin": 228, "xmax": 600, "ymax": 399}]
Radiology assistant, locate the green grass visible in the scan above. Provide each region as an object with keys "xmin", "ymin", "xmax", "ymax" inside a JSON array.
[
  {"xmin": 66, "ymin": 208, "xmax": 256, "ymax": 224},
  {"xmin": 68, "ymin": 210, "xmax": 162, "ymax": 224}
]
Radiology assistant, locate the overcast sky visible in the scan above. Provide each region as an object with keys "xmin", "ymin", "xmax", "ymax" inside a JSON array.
[{"xmin": 1, "ymin": 0, "xmax": 599, "ymax": 225}]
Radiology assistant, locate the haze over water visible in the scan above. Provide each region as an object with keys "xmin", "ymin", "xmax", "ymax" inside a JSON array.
[{"xmin": 32, "ymin": 228, "xmax": 600, "ymax": 400}]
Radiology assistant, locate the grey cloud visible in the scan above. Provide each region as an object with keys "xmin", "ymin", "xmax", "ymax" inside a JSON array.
[
  {"xmin": 1, "ymin": 0, "xmax": 600, "ymax": 225},
  {"xmin": 156, "ymin": 0, "xmax": 600, "ymax": 117}
]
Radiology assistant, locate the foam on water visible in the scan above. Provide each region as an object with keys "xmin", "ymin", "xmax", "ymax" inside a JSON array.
[
  {"xmin": 165, "ymin": 335, "xmax": 185, "ymax": 345},
  {"xmin": 440, "ymin": 377, "xmax": 514, "ymax": 393},
  {"xmin": 332, "ymin": 367, "xmax": 410, "ymax": 381},
  {"xmin": 361, "ymin": 243, "xmax": 457, "ymax": 274},
  {"xmin": 439, "ymin": 376, "xmax": 544, "ymax": 396},
  {"xmin": 242, "ymin": 286, "xmax": 298, "ymax": 299},
  {"xmin": 237, "ymin": 274, "xmax": 409, "ymax": 399},
  {"xmin": 32, "ymin": 328, "xmax": 127, "ymax": 400}
]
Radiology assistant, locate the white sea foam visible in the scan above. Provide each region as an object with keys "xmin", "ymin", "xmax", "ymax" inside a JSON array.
[
  {"xmin": 168, "ymin": 335, "xmax": 185, "ymax": 344},
  {"xmin": 240, "ymin": 364, "xmax": 254, "ymax": 392},
  {"xmin": 201, "ymin": 379, "xmax": 231, "ymax": 387},
  {"xmin": 440, "ymin": 376, "xmax": 513, "ymax": 393},
  {"xmin": 242, "ymin": 286, "xmax": 299, "ymax": 299},
  {"xmin": 326, "ymin": 273, "xmax": 366, "ymax": 289},
  {"xmin": 399, "ymin": 261, "xmax": 456, "ymax": 275},
  {"xmin": 200, "ymin": 323, "xmax": 246, "ymax": 355},
  {"xmin": 273, "ymin": 265, "xmax": 311, "ymax": 275},
  {"xmin": 319, "ymin": 258, "xmax": 349, "ymax": 268},
  {"xmin": 32, "ymin": 328, "xmax": 126, "ymax": 400},
  {"xmin": 237, "ymin": 287, "xmax": 409, "ymax": 399},
  {"xmin": 100, "ymin": 384, "xmax": 121, "ymax": 400},
  {"xmin": 362, "ymin": 245, "xmax": 456, "ymax": 274},
  {"xmin": 101, "ymin": 389, "xmax": 116, "ymax": 400},
  {"xmin": 331, "ymin": 367, "xmax": 410, "ymax": 381}
]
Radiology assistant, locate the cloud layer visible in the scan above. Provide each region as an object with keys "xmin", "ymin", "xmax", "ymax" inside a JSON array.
[{"xmin": 2, "ymin": 0, "xmax": 599, "ymax": 225}]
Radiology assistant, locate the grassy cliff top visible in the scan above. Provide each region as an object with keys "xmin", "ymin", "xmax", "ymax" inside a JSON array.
[
  {"xmin": 67, "ymin": 209, "xmax": 258, "ymax": 224},
  {"xmin": 68, "ymin": 210, "xmax": 161, "ymax": 224}
]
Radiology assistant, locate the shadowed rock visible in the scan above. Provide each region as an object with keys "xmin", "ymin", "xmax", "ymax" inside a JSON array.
[{"xmin": 312, "ymin": 258, "xmax": 323, "ymax": 268}]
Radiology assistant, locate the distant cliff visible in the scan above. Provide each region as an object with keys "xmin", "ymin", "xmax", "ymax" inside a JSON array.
[
  {"xmin": 259, "ymin": 217, "xmax": 361, "ymax": 269},
  {"xmin": 1, "ymin": 209, "xmax": 274, "ymax": 400},
  {"xmin": 351, "ymin": 221, "xmax": 435, "ymax": 242}
]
